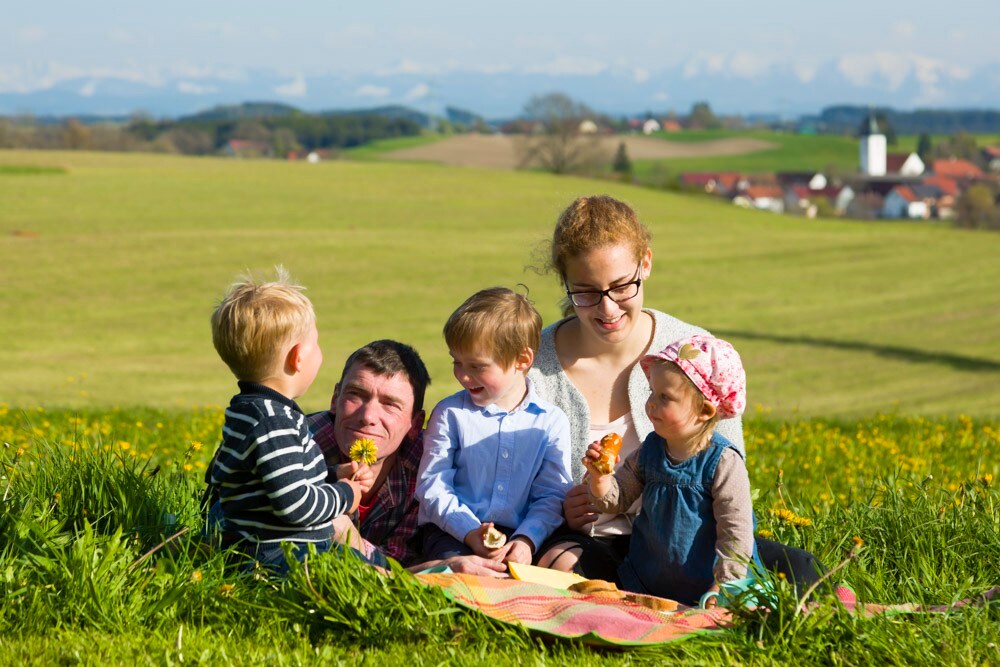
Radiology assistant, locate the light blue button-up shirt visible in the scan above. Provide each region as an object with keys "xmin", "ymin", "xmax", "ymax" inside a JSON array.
[{"xmin": 416, "ymin": 379, "xmax": 573, "ymax": 550}]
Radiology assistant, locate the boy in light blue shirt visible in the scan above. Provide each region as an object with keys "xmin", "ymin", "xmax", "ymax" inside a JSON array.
[{"xmin": 416, "ymin": 287, "xmax": 573, "ymax": 566}]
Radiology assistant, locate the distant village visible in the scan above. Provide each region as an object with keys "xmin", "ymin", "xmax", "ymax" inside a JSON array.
[{"xmin": 664, "ymin": 113, "xmax": 1000, "ymax": 222}]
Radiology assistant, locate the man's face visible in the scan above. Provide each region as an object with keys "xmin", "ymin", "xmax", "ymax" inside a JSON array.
[{"xmin": 333, "ymin": 364, "xmax": 422, "ymax": 463}]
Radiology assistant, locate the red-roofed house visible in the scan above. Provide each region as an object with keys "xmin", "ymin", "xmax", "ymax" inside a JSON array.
[
  {"xmin": 882, "ymin": 184, "xmax": 947, "ymax": 219},
  {"xmin": 679, "ymin": 172, "xmax": 745, "ymax": 195},
  {"xmin": 733, "ymin": 185, "xmax": 785, "ymax": 213},
  {"xmin": 931, "ymin": 158, "xmax": 983, "ymax": 179},
  {"xmin": 784, "ymin": 184, "xmax": 855, "ymax": 217},
  {"xmin": 983, "ymin": 146, "xmax": 1000, "ymax": 173},
  {"xmin": 886, "ymin": 152, "xmax": 925, "ymax": 176},
  {"xmin": 660, "ymin": 119, "xmax": 682, "ymax": 132},
  {"xmin": 222, "ymin": 139, "xmax": 273, "ymax": 158}
]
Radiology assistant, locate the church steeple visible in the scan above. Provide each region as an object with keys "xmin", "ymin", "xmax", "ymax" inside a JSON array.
[{"xmin": 859, "ymin": 108, "xmax": 887, "ymax": 176}]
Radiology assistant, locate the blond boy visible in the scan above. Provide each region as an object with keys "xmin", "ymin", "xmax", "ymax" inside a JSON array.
[
  {"xmin": 206, "ymin": 268, "xmax": 373, "ymax": 569},
  {"xmin": 416, "ymin": 287, "xmax": 573, "ymax": 566}
]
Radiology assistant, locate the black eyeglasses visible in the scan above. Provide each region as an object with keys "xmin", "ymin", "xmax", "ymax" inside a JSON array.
[{"xmin": 565, "ymin": 263, "xmax": 643, "ymax": 308}]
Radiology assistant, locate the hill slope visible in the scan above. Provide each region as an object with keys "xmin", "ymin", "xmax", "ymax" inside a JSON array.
[{"xmin": 1, "ymin": 149, "xmax": 998, "ymax": 416}]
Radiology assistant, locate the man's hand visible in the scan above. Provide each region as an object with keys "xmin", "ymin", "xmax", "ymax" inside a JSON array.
[
  {"xmin": 563, "ymin": 484, "xmax": 598, "ymax": 532},
  {"xmin": 414, "ymin": 555, "xmax": 508, "ymax": 578}
]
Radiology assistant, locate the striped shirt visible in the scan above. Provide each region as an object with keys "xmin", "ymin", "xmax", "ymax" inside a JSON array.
[{"xmin": 207, "ymin": 382, "xmax": 355, "ymax": 544}]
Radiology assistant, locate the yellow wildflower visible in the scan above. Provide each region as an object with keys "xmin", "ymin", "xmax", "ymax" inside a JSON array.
[
  {"xmin": 349, "ymin": 438, "xmax": 378, "ymax": 465},
  {"xmin": 190, "ymin": 441, "xmax": 203, "ymax": 451},
  {"xmin": 191, "ymin": 570, "xmax": 203, "ymax": 584}
]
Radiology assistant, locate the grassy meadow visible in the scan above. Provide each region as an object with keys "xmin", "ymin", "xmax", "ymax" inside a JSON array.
[
  {"xmin": 2, "ymin": 148, "xmax": 999, "ymax": 416},
  {"xmin": 2, "ymin": 148, "xmax": 1000, "ymax": 664}
]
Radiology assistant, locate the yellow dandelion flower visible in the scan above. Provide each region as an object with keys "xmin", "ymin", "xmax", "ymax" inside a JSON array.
[
  {"xmin": 349, "ymin": 438, "xmax": 378, "ymax": 465},
  {"xmin": 852, "ymin": 535, "xmax": 864, "ymax": 548},
  {"xmin": 218, "ymin": 584, "xmax": 235, "ymax": 596},
  {"xmin": 119, "ymin": 441, "xmax": 131, "ymax": 451},
  {"xmin": 183, "ymin": 463, "xmax": 193, "ymax": 472},
  {"xmin": 190, "ymin": 441, "xmax": 203, "ymax": 451},
  {"xmin": 983, "ymin": 474, "xmax": 994, "ymax": 486},
  {"xmin": 191, "ymin": 570, "xmax": 203, "ymax": 584}
]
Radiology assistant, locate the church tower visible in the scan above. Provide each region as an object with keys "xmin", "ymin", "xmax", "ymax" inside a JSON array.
[{"xmin": 859, "ymin": 110, "xmax": 886, "ymax": 176}]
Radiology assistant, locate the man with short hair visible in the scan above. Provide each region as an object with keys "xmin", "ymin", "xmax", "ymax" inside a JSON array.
[{"xmin": 309, "ymin": 339, "xmax": 506, "ymax": 575}]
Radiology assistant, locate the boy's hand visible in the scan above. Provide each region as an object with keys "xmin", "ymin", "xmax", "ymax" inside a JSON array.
[
  {"xmin": 464, "ymin": 524, "xmax": 507, "ymax": 560},
  {"xmin": 351, "ymin": 464, "xmax": 375, "ymax": 495},
  {"xmin": 342, "ymin": 478, "xmax": 365, "ymax": 514},
  {"xmin": 503, "ymin": 537, "xmax": 534, "ymax": 565},
  {"xmin": 333, "ymin": 461, "xmax": 357, "ymax": 481}
]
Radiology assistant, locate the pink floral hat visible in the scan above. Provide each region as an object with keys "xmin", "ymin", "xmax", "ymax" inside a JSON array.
[{"xmin": 640, "ymin": 334, "xmax": 747, "ymax": 419}]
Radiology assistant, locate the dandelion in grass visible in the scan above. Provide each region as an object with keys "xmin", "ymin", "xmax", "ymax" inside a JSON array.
[
  {"xmin": 191, "ymin": 570, "xmax": 203, "ymax": 584},
  {"xmin": 349, "ymin": 438, "xmax": 378, "ymax": 465},
  {"xmin": 190, "ymin": 441, "xmax": 203, "ymax": 451}
]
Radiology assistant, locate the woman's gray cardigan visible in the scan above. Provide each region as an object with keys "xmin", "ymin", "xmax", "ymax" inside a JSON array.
[{"xmin": 528, "ymin": 309, "xmax": 745, "ymax": 483}]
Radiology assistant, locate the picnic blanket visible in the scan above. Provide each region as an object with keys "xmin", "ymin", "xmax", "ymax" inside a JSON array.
[{"xmin": 415, "ymin": 572, "xmax": 1000, "ymax": 647}]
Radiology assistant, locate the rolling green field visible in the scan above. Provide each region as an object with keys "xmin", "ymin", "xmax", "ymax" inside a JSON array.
[
  {"xmin": 631, "ymin": 130, "xmax": 859, "ymax": 179},
  {"xmin": 2, "ymin": 149, "xmax": 999, "ymax": 416},
  {"xmin": 2, "ymin": 149, "xmax": 1000, "ymax": 664}
]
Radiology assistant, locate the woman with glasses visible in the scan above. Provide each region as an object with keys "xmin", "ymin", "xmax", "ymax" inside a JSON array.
[{"xmin": 529, "ymin": 195, "xmax": 823, "ymax": 593}]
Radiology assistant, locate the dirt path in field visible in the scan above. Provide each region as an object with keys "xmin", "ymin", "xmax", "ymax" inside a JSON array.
[{"xmin": 381, "ymin": 134, "xmax": 777, "ymax": 170}]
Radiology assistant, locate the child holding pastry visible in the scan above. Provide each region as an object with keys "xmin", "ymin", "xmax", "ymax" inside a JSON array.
[
  {"xmin": 416, "ymin": 288, "xmax": 573, "ymax": 565},
  {"xmin": 583, "ymin": 335, "xmax": 763, "ymax": 605}
]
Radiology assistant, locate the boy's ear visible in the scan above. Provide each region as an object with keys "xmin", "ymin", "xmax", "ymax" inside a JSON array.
[
  {"xmin": 285, "ymin": 342, "xmax": 304, "ymax": 374},
  {"xmin": 515, "ymin": 346, "xmax": 535, "ymax": 372}
]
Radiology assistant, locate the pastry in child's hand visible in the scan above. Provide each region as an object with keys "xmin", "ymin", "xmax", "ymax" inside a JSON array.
[
  {"xmin": 593, "ymin": 433, "xmax": 623, "ymax": 475},
  {"xmin": 482, "ymin": 525, "xmax": 507, "ymax": 549}
]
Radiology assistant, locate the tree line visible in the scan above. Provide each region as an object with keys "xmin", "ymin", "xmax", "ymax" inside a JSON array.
[{"xmin": 0, "ymin": 106, "xmax": 423, "ymax": 156}]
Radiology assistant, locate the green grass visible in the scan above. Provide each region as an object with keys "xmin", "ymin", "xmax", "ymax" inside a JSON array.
[
  {"xmin": 632, "ymin": 130, "xmax": 859, "ymax": 178},
  {"xmin": 1, "ymin": 408, "xmax": 997, "ymax": 664},
  {"xmin": 342, "ymin": 133, "xmax": 446, "ymax": 160},
  {"xmin": 0, "ymin": 164, "xmax": 66, "ymax": 175},
  {"xmin": 1, "ymin": 148, "xmax": 999, "ymax": 416}
]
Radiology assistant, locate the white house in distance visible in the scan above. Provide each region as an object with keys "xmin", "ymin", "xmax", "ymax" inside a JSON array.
[
  {"xmin": 886, "ymin": 152, "xmax": 925, "ymax": 176},
  {"xmin": 642, "ymin": 118, "xmax": 661, "ymax": 135},
  {"xmin": 859, "ymin": 111, "xmax": 887, "ymax": 176}
]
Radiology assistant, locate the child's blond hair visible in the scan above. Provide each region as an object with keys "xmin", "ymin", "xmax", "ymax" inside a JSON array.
[
  {"xmin": 444, "ymin": 287, "xmax": 542, "ymax": 369},
  {"xmin": 211, "ymin": 267, "xmax": 315, "ymax": 382}
]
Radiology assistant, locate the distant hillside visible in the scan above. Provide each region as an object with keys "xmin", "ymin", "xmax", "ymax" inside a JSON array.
[
  {"xmin": 814, "ymin": 106, "xmax": 1000, "ymax": 135},
  {"xmin": 321, "ymin": 105, "xmax": 435, "ymax": 129},
  {"xmin": 179, "ymin": 102, "xmax": 302, "ymax": 122}
]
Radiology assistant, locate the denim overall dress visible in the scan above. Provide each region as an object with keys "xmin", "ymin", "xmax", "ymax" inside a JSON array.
[{"xmin": 617, "ymin": 431, "xmax": 763, "ymax": 605}]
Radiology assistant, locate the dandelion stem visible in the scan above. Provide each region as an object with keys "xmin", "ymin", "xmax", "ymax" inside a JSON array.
[
  {"xmin": 127, "ymin": 526, "xmax": 191, "ymax": 574},
  {"xmin": 794, "ymin": 545, "xmax": 860, "ymax": 616}
]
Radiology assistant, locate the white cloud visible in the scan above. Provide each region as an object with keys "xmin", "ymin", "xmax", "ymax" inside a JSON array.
[
  {"xmin": 837, "ymin": 51, "xmax": 912, "ymax": 90},
  {"xmin": 353, "ymin": 84, "xmax": 390, "ymax": 98},
  {"xmin": 793, "ymin": 62, "xmax": 818, "ymax": 83},
  {"xmin": 403, "ymin": 83, "xmax": 430, "ymax": 101},
  {"xmin": 107, "ymin": 27, "xmax": 136, "ymax": 45},
  {"xmin": 18, "ymin": 26, "xmax": 47, "ymax": 44},
  {"xmin": 377, "ymin": 59, "xmax": 439, "ymax": 76},
  {"xmin": 177, "ymin": 80, "xmax": 216, "ymax": 94},
  {"xmin": 632, "ymin": 67, "xmax": 650, "ymax": 83},
  {"xmin": 525, "ymin": 56, "xmax": 607, "ymax": 76},
  {"xmin": 729, "ymin": 51, "xmax": 773, "ymax": 79},
  {"xmin": 274, "ymin": 74, "xmax": 307, "ymax": 97},
  {"xmin": 892, "ymin": 20, "xmax": 915, "ymax": 38},
  {"xmin": 78, "ymin": 80, "xmax": 98, "ymax": 97},
  {"xmin": 682, "ymin": 53, "xmax": 727, "ymax": 79},
  {"xmin": 653, "ymin": 91, "xmax": 669, "ymax": 102}
]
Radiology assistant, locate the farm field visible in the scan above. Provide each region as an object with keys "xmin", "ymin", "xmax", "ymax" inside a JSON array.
[
  {"xmin": 2, "ymin": 149, "xmax": 999, "ymax": 416},
  {"xmin": 1, "ymin": 148, "xmax": 999, "ymax": 663}
]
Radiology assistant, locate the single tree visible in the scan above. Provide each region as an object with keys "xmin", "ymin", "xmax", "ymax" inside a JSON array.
[
  {"xmin": 955, "ymin": 184, "xmax": 999, "ymax": 230},
  {"xmin": 514, "ymin": 93, "xmax": 609, "ymax": 175},
  {"xmin": 612, "ymin": 141, "xmax": 633, "ymax": 181},
  {"xmin": 916, "ymin": 133, "xmax": 933, "ymax": 163}
]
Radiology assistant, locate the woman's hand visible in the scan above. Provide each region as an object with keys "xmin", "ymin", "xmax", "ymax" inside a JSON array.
[{"xmin": 563, "ymin": 484, "xmax": 598, "ymax": 532}]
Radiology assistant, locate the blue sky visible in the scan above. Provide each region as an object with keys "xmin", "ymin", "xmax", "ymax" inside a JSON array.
[{"xmin": 2, "ymin": 1, "xmax": 998, "ymax": 115}]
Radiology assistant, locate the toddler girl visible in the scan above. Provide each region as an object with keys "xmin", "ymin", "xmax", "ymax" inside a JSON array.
[{"xmin": 583, "ymin": 334, "xmax": 762, "ymax": 605}]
